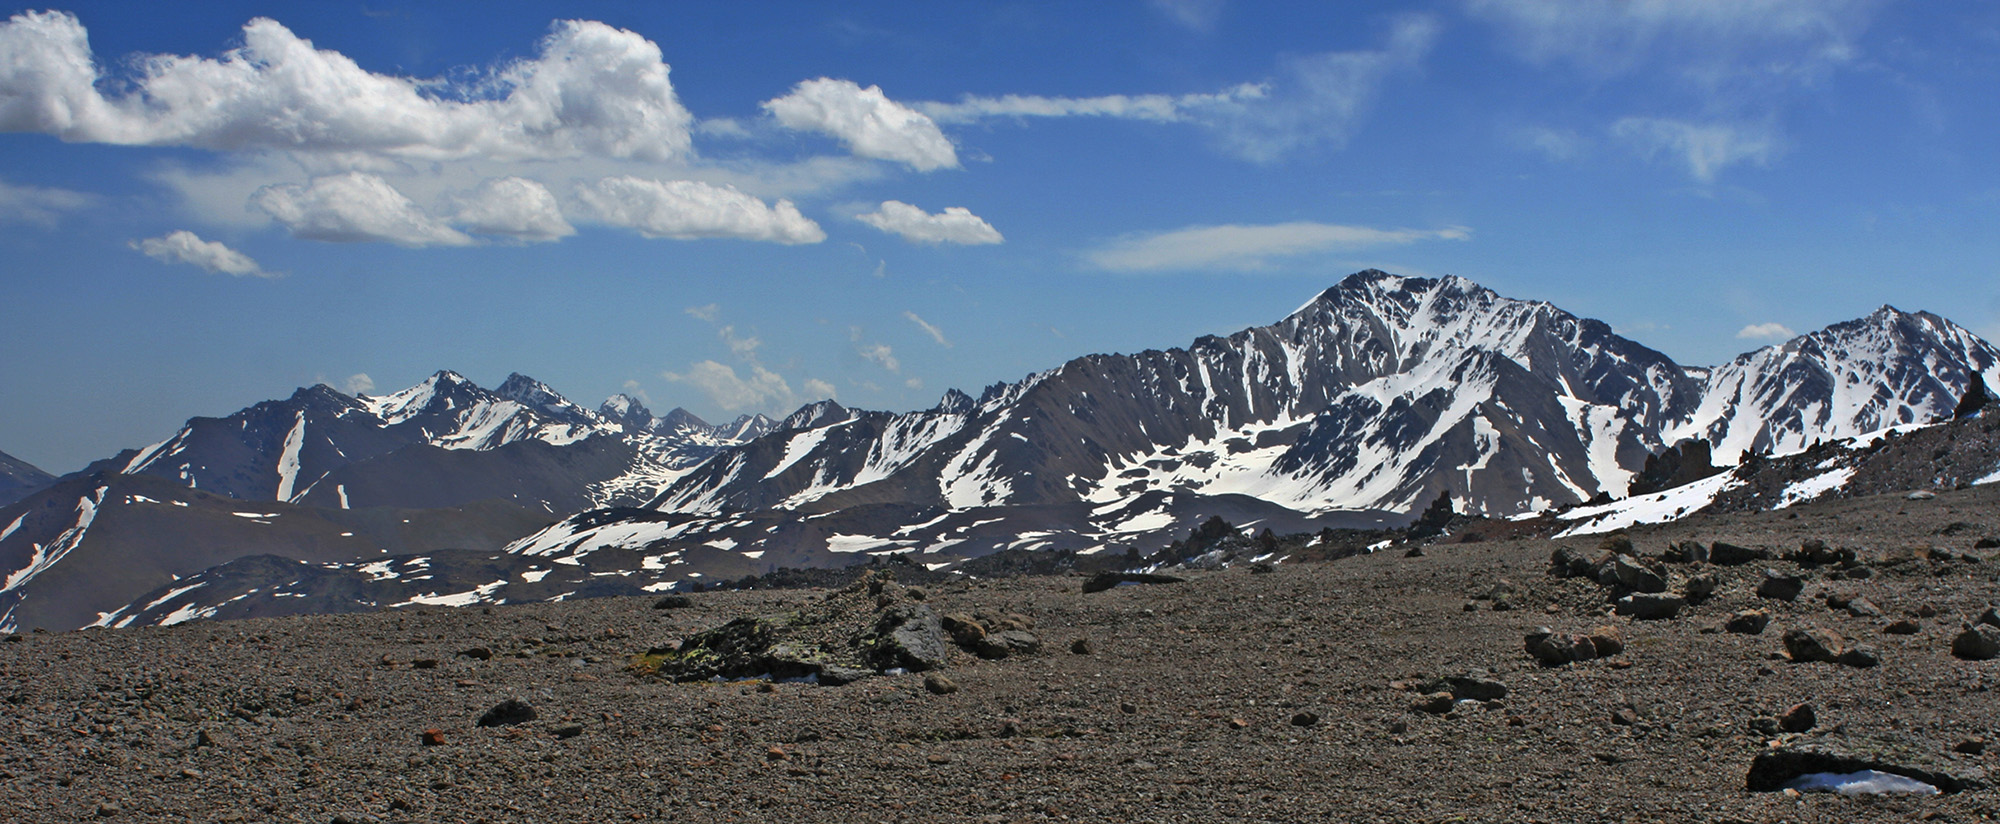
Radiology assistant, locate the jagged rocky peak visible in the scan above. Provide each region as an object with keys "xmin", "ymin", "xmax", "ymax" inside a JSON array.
[
  {"xmin": 598, "ymin": 393, "xmax": 655, "ymax": 431},
  {"xmin": 780, "ymin": 399, "xmax": 852, "ymax": 432},
  {"xmin": 720, "ymin": 413, "xmax": 776, "ymax": 441},
  {"xmin": 936, "ymin": 388, "xmax": 975, "ymax": 414},
  {"xmin": 494, "ymin": 373, "xmax": 595, "ymax": 427}
]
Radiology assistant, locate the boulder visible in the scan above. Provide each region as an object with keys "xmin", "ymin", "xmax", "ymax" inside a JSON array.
[
  {"xmin": 1080, "ymin": 571, "xmax": 1187, "ymax": 593},
  {"xmin": 1682, "ymin": 574, "xmax": 1718, "ymax": 603},
  {"xmin": 1610, "ymin": 555, "xmax": 1668, "ymax": 593}
]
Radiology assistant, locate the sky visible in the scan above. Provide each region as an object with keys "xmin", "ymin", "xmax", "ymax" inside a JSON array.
[{"xmin": 3, "ymin": 1, "xmax": 2000, "ymax": 474}]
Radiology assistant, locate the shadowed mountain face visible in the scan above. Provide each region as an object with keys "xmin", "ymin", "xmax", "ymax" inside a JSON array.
[{"xmin": 0, "ymin": 449, "xmax": 53, "ymax": 508}]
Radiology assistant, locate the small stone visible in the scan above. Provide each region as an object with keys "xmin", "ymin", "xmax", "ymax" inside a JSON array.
[
  {"xmin": 1918, "ymin": 604, "xmax": 1940, "ymax": 618},
  {"xmin": 1845, "ymin": 567, "xmax": 1874, "ymax": 580},
  {"xmin": 1386, "ymin": 719, "xmax": 1409, "ymax": 734},
  {"xmin": 1683, "ymin": 574, "xmax": 1719, "ymax": 603},
  {"xmin": 1610, "ymin": 707, "xmax": 1640, "ymax": 726},
  {"xmin": 922, "ymin": 674, "xmax": 959, "ymax": 695},
  {"xmin": 766, "ymin": 746, "xmax": 789, "ymax": 761},
  {"xmin": 1615, "ymin": 593, "xmax": 1685, "ymax": 620},
  {"xmin": 1955, "ymin": 737, "xmax": 1988, "ymax": 756},
  {"xmin": 457, "ymin": 647, "xmax": 492, "ymax": 660},
  {"xmin": 1506, "ymin": 715, "xmax": 1526, "ymax": 727},
  {"xmin": 1750, "ymin": 716, "xmax": 1781, "ymax": 735},
  {"xmin": 1783, "ymin": 626, "xmax": 1846, "ymax": 664},
  {"xmin": 1725, "ymin": 609, "xmax": 1771, "ymax": 635},
  {"xmin": 96, "ymin": 803, "xmax": 120, "ymax": 818},
  {"xmin": 1120, "ymin": 702, "xmax": 1137, "ymax": 714},
  {"xmin": 1069, "ymin": 638, "xmax": 1094, "ymax": 655},
  {"xmin": 1906, "ymin": 490, "xmax": 1937, "ymax": 500},
  {"xmin": 1836, "ymin": 644, "xmax": 1880, "ymax": 668},
  {"xmin": 420, "ymin": 728, "xmax": 447, "ymax": 746},
  {"xmin": 1404, "ymin": 546, "xmax": 1425, "ymax": 558},
  {"xmin": 552, "ymin": 724, "xmax": 584, "ymax": 739},
  {"xmin": 1978, "ymin": 607, "xmax": 2000, "ymax": 628},
  {"xmin": 1845, "ymin": 598, "xmax": 1882, "ymax": 618},
  {"xmin": 411, "ymin": 659, "xmax": 439, "ymax": 670},
  {"xmin": 476, "ymin": 699, "xmax": 537, "ymax": 727},
  {"xmin": 652, "ymin": 595, "xmax": 693, "ymax": 609},
  {"xmin": 1290, "ymin": 712, "xmax": 1320, "ymax": 728},
  {"xmin": 1462, "ymin": 601, "xmax": 1480, "ymax": 612},
  {"xmin": 1882, "ymin": 619, "xmax": 1921, "ymax": 635},
  {"xmin": 1412, "ymin": 692, "xmax": 1456, "ymax": 715},
  {"xmin": 1436, "ymin": 674, "xmax": 1510, "ymax": 702},
  {"xmin": 1952, "ymin": 625, "xmax": 2000, "ymax": 660},
  {"xmin": 1757, "ymin": 570, "xmax": 1806, "ymax": 602},
  {"xmin": 1227, "ymin": 717, "xmax": 1250, "ymax": 729},
  {"xmin": 1779, "ymin": 703, "xmax": 1816, "ymax": 733}
]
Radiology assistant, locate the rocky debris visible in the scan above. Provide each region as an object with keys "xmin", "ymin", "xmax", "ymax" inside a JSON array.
[
  {"xmin": 476, "ymin": 699, "xmax": 537, "ymax": 727},
  {"xmin": 941, "ymin": 610, "xmax": 1041, "ymax": 659},
  {"xmin": 1614, "ymin": 593, "xmax": 1684, "ymax": 620},
  {"xmin": 552, "ymin": 723, "xmax": 583, "ymax": 739},
  {"xmin": 1951, "ymin": 624, "xmax": 2000, "ymax": 660},
  {"xmin": 1957, "ymin": 737, "xmax": 1989, "ymax": 756},
  {"xmin": 923, "ymin": 673, "xmax": 959, "ymax": 695},
  {"xmin": 1080, "ymin": 571, "xmax": 1187, "ymax": 594},
  {"xmin": 1708, "ymin": 542, "xmax": 1769, "ymax": 566},
  {"xmin": 1610, "ymin": 706, "xmax": 1640, "ymax": 726},
  {"xmin": 631, "ymin": 571, "xmax": 951, "ymax": 684},
  {"xmin": 651, "ymin": 595, "xmax": 693, "ymax": 610},
  {"xmin": 1787, "ymin": 539, "xmax": 1857, "ymax": 568},
  {"xmin": 457, "ymin": 646, "xmax": 493, "ymax": 660},
  {"xmin": 1747, "ymin": 732, "xmax": 1986, "ymax": 793},
  {"xmin": 1781, "ymin": 625, "xmax": 1875, "ymax": 667},
  {"xmin": 1882, "ymin": 619, "xmax": 1921, "ymax": 635},
  {"xmin": 1756, "ymin": 570, "xmax": 1806, "ymax": 601},
  {"xmin": 1660, "ymin": 540, "xmax": 1709, "ymax": 564},
  {"xmin": 1725, "ymin": 609, "xmax": 1771, "ymax": 635},
  {"xmin": 1525, "ymin": 626, "xmax": 1621, "ymax": 666}
]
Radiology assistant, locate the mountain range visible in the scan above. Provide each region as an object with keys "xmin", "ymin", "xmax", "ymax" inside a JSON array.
[{"xmin": 5, "ymin": 270, "xmax": 1997, "ymax": 632}]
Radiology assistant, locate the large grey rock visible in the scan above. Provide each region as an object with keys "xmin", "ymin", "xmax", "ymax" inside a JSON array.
[
  {"xmin": 1784, "ymin": 626, "xmax": 1846, "ymax": 663},
  {"xmin": 1611, "ymin": 555, "xmax": 1668, "ymax": 593},
  {"xmin": 874, "ymin": 604, "xmax": 950, "ymax": 672},
  {"xmin": 1952, "ymin": 624, "xmax": 2000, "ymax": 660}
]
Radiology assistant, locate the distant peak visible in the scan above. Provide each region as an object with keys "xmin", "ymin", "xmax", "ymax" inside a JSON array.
[{"xmin": 937, "ymin": 388, "xmax": 975, "ymax": 414}]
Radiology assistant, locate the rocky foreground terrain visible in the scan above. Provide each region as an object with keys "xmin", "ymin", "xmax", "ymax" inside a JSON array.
[{"xmin": 5, "ymin": 483, "xmax": 2000, "ymax": 822}]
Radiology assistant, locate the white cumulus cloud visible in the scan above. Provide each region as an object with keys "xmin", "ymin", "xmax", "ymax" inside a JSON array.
[
  {"xmin": 663, "ymin": 360, "xmax": 794, "ymax": 412},
  {"xmin": 1086, "ymin": 222, "xmax": 1470, "ymax": 272},
  {"xmin": 343, "ymin": 373, "xmax": 375, "ymax": 395},
  {"xmin": 0, "ymin": 12, "xmax": 693, "ymax": 162},
  {"xmin": 857, "ymin": 201, "xmax": 1002, "ymax": 245},
  {"xmin": 252, "ymin": 172, "xmax": 472, "ymax": 247},
  {"xmin": 903, "ymin": 311, "xmax": 951, "ymax": 347},
  {"xmin": 1736, "ymin": 322, "xmax": 1797, "ymax": 340},
  {"xmin": 1611, "ymin": 117, "xmax": 1781, "ymax": 182},
  {"xmin": 445, "ymin": 177, "xmax": 573, "ymax": 242},
  {"xmin": 130, "ymin": 230, "xmax": 272, "ymax": 277},
  {"xmin": 575, "ymin": 176, "xmax": 825, "ymax": 244},
  {"xmin": 762, "ymin": 78, "xmax": 958, "ymax": 172}
]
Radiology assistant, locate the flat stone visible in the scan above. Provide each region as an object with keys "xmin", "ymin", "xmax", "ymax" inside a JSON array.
[{"xmin": 1748, "ymin": 732, "xmax": 1986, "ymax": 793}]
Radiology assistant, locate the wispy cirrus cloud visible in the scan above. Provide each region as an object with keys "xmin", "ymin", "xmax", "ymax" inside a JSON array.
[
  {"xmin": 1085, "ymin": 221, "xmax": 1469, "ymax": 272},
  {"xmin": 917, "ymin": 15, "xmax": 1436, "ymax": 163},
  {"xmin": 130, "ymin": 230, "xmax": 273, "ymax": 277},
  {"xmin": 0, "ymin": 175, "xmax": 93, "ymax": 225},
  {"xmin": 903, "ymin": 311, "xmax": 951, "ymax": 347},
  {"xmin": 1611, "ymin": 117, "xmax": 1782, "ymax": 182}
]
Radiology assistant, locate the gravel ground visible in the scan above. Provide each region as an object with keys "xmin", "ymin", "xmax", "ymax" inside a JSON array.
[{"xmin": 4, "ymin": 484, "xmax": 2000, "ymax": 823}]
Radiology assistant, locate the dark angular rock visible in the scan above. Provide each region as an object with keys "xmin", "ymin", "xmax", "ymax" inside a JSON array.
[
  {"xmin": 873, "ymin": 604, "xmax": 950, "ymax": 672},
  {"xmin": 1411, "ymin": 692, "xmax": 1455, "ymax": 714},
  {"xmin": 476, "ymin": 699, "xmax": 537, "ymax": 727},
  {"xmin": 1952, "ymin": 624, "xmax": 2000, "ymax": 660},
  {"xmin": 1845, "ymin": 597, "xmax": 1881, "ymax": 618},
  {"xmin": 1709, "ymin": 542, "xmax": 1769, "ymax": 566},
  {"xmin": 1836, "ymin": 644, "xmax": 1880, "ymax": 668},
  {"xmin": 1682, "ymin": 574, "xmax": 1718, "ymax": 603},
  {"xmin": 922, "ymin": 673, "xmax": 958, "ymax": 695},
  {"xmin": 1725, "ymin": 609, "xmax": 1771, "ymax": 635},
  {"xmin": 1291, "ymin": 711, "xmax": 1320, "ymax": 728},
  {"xmin": 1549, "ymin": 546, "xmax": 1595, "ymax": 578},
  {"xmin": 1661, "ymin": 540, "xmax": 1709, "ymax": 565},
  {"xmin": 1756, "ymin": 570, "xmax": 1805, "ymax": 601},
  {"xmin": 651, "ymin": 595, "xmax": 693, "ymax": 610},
  {"xmin": 1614, "ymin": 593, "xmax": 1685, "ymax": 620},
  {"xmin": 1783, "ymin": 626, "xmax": 1845, "ymax": 664},
  {"xmin": 1882, "ymin": 619, "xmax": 1921, "ymax": 635},
  {"xmin": 1610, "ymin": 555, "xmax": 1668, "ymax": 593}
]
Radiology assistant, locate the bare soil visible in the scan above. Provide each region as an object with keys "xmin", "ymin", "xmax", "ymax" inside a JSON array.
[{"xmin": 5, "ymin": 484, "xmax": 2000, "ymax": 823}]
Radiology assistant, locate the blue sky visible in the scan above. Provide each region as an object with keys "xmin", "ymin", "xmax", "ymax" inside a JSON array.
[{"xmin": 3, "ymin": 1, "xmax": 1999, "ymax": 473}]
